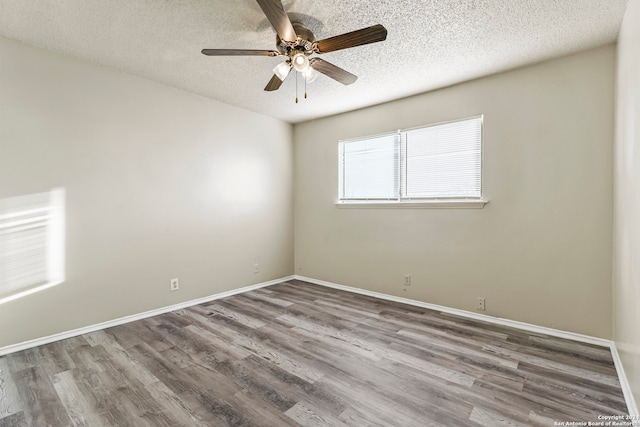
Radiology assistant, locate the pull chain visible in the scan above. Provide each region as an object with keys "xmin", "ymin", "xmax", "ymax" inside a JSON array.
[
  {"xmin": 295, "ymin": 71, "xmax": 299, "ymax": 103},
  {"xmin": 304, "ymin": 74, "xmax": 308, "ymax": 99}
]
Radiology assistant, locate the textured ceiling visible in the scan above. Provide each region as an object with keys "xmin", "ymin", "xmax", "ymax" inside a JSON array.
[{"xmin": 0, "ymin": 0, "xmax": 629, "ymax": 123}]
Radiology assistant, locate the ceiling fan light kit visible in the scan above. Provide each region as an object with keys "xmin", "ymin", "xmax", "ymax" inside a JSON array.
[{"xmin": 201, "ymin": 0, "xmax": 388, "ymax": 102}]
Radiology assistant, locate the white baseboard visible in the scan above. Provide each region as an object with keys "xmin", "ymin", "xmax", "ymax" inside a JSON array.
[
  {"xmin": 0, "ymin": 275, "xmax": 294, "ymax": 357},
  {"xmin": 293, "ymin": 275, "xmax": 639, "ymax": 416},
  {"xmin": 610, "ymin": 342, "xmax": 640, "ymax": 418},
  {"xmin": 294, "ymin": 275, "xmax": 610, "ymax": 346}
]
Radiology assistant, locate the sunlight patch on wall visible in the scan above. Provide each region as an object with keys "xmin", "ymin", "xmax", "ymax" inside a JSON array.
[{"xmin": 0, "ymin": 188, "xmax": 65, "ymax": 304}]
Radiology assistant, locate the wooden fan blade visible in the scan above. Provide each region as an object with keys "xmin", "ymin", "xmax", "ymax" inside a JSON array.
[
  {"xmin": 201, "ymin": 49, "xmax": 279, "ymax": 56},
  {"xmin": 264, "ymin": 71, "xmax": 290, "ymax": 91},
  {"xmin": 309, "ymin": 58, "xmax": 357, "ymax": 85},
  {"xmin": 256, "ymin": 0, "xmax": 297, "ymax": 42},
  {"xmin": 315, "ymin": 24, "xmax": 387, "ymax": 53}
]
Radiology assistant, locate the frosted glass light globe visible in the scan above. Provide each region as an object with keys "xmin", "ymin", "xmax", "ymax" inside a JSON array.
[{"xmin": 292, "ymin": 53, "xmax": 309, "ymax": 72}]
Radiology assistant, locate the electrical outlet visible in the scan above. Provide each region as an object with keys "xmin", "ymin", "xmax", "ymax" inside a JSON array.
[
  {"xmin": 477, "ymin": 297, "xmax": 485, "ymax": 311},
  {"xmin": 253, "ymin": 264, "xmax": 259, "ymax": 274},
  {"xmin": 404, "ymin": 274, "xmax": 411, "ymax": 286},
  {"xmin": 170, "ymin": 278, "xmax": 179, "ymax": 292}
]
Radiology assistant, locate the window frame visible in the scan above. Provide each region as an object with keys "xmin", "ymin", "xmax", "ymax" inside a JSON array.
[{"xmin": 337, "ymin": 116, "xmax": 487, "ymax": 208}]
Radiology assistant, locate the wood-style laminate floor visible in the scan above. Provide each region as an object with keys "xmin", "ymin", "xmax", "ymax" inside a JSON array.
[{"xmin": 0, "ymin": 280, "xmax": 629, "ymax": 426}]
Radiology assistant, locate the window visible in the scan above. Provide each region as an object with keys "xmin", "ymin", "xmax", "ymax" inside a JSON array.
[
  {"xmin": 0, "ymin": 188, "xmax": 65, "ymax": 304},
  {"xmin": 339, "ymin": 132, "xmax": 399, "ymax": 200},
  {"xmin": 338, "ymin": 116, "xmax": 483, "ymax": 205}
]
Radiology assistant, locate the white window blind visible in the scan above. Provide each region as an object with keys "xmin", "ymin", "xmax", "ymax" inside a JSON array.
[
  {"xmin": 339, "ymin": 132, "xmax": 399, "ymax": 200},
  {"xmin": 403, "ymin": 117, "xmax": 482, "ymax": 199},
  {"xmin": 0, "ymin": 189, "xmax": 65, "ymax": 304},
  {"xmin": 338, "ymin": 116, "xmax": 483, "ymax": 203}
]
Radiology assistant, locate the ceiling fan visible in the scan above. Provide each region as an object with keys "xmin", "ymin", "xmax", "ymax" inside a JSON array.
[{"xmin": 201, "ymin": 0, "xmax": 387, "ymax": 100}]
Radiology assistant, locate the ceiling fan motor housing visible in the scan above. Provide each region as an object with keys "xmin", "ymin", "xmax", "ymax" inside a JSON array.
[{"xmin": 277, "ymin": 22, "xmax": 316, "ymax": 55}]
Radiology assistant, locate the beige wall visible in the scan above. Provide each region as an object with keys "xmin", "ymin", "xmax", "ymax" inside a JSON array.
[
  {"xmin": 614, "ymin": 0, "xmax": 640, "ymax": 410},
  {"xmin": 0, "ymin": 34, "xmax": 620, "ymax": 350},
  {"xmin": 0, "ymin": 37, "xmax": 294, "ymax": 348},
  {"xmin": 294, "ymin": 45, "xmax": 615, "ymax": 338}
]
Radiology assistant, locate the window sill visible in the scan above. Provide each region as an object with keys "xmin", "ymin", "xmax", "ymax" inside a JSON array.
[{"xmin": 335, "ymin": 199, "xmax": 489, "ymax": 209}]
